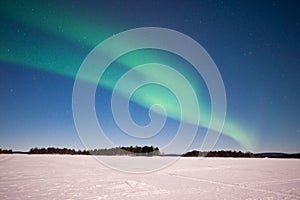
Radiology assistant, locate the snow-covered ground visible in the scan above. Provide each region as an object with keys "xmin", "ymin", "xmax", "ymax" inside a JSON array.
[{"xmin": 0, "ymin": 155, "xmax": 299, "ymax": 199}]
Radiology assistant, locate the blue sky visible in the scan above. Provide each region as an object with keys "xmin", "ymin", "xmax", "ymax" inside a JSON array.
[{"xmin": 0, "ymin": 0, "xmax": 299, "ymax": 153}]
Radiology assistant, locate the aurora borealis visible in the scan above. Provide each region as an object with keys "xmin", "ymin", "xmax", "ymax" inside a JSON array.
[{"xmin": 1, "ymin": 0, "xmax": 300, "ymax": 153}]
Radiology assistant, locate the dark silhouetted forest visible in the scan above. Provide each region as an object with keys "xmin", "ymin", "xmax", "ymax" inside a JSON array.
[
  {"xmin": 89, "ymin": 146, "xmax": 160, "ymax": 156},
  {"xmin": 29, "ymin": 147, "xmax": 90, "ymax": 155},
  {"xmin": 0, "ymin": 148, "xmax": 12, "ymax": 154},
  {"xmin": 1, "ymin": 147, "xmax": 299, "ymax": 158},
  {"xmin": 182, "ymin": 150, "xmax": 255, "ymax": 157},
  {"xmin": 27, "ymin": 146, "xmax": 160, "ymax": 156}
]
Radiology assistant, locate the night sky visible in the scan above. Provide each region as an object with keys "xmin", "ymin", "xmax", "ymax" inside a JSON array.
[{"xmin": 1, "ymin": 0, "xmax": 299, "ymax": 153}]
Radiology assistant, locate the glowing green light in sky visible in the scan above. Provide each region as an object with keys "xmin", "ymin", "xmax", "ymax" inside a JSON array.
[
  {"xmin": 101, "ymin": 50, "xmax": 256, "ymax": 149},
  {"xmin": 0, "ymin": 1, "xmax": 256, "ymax": 149}
]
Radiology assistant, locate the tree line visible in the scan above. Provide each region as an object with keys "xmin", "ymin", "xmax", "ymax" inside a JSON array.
[
  {"xmin": 0, "ymin": 148, "xmax": 12, "ymax": 154},
  {"xmin": 182, "ymin": 150, "xmax": 255, "ymax": 157},
  {"xmin": 27, "ymin": 146, "xmax": 160, "ymax": 156},
  {"xmin": 0, "ymin": 148, "xmax": 252, "ymax": 157},
  {"xmin": 1, "ymin": 147, "xmax": 299, "ymax": 158},
  {"xmin": 89, "ymin": 146, "xmax": 160, "ymax": 156},
  {"xmin": 29, "ymin": 147, "xmax": 90, "ymax": 155}
]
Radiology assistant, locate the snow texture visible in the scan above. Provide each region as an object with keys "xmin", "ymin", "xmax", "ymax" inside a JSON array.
[{"xmin": 0, "ymin": 155, "xmax": 299, "ymax": 199}]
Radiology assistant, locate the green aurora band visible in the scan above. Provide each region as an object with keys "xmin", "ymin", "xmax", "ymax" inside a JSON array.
[{"xmin": 0, "ymin": 1, "xmax": 257, "ymax": 149}]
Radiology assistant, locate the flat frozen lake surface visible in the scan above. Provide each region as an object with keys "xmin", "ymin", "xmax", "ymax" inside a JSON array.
[{"xmin": 0, "ymin": 155, "xmax": 299, "ymax": 199}]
